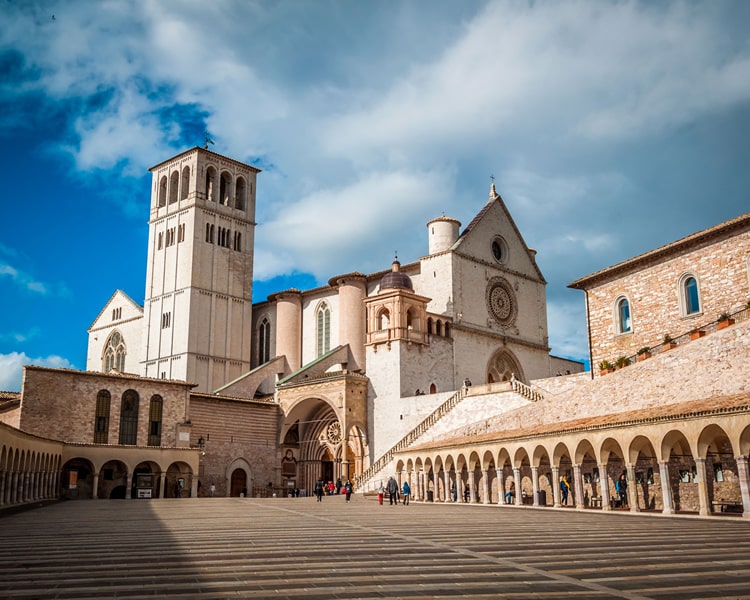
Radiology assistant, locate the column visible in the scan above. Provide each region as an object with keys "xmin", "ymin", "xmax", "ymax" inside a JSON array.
[
  {"xmin": 599, "ymin": 464, "xmax": 611, "ymax": 511},
  {"xmin": 626, "ymin": 463, "xmax": 640, "ymax": 512},
  {"xmin": 468, "ymin": 470, "xmax": 476, "ymax": 503},
  {"xmin": 658, "ymin": 461, "xmax": 674, "ymax": 514},
  {"xmin": 694, "ymin": 458, "xmax": 710, "ymax": 516},
  {"xmin": 92, "ymin": 472, "xmax": 100, "ymax": 500},
  {"xmin": 736, "ymin": 456, "xmax": 750, "ymax": 518},
  {"xmin": 572, "ymin": 464, "xmax": 584, "ymax": 510},
  {"xmin": 551, "ymin": 465, "xmax": 560, "ymax": 507},
  {"xmin": 159, "ymin": 473, "xmax": 167, "ymax": 499},
  {"xmin": 483, "ymin": 469, "xmax": 490, "ymax": 504},
  {"xmin": 513, "ymin": 467, "xmax": 522, "ymax": 506},
  {"xmin": 531, "ymin": 466, "xmax": 539, "ymax": 506},
  {"xmin": 496, "ymin": 468, "xmax": 504, "ymax": 505},
  {"xmin": 341, "ymin": 437, "xmax": 349, "ymax": 484},
  {"xmin": 444, "ymin": 471, "xmax": 451, "ymax": 503}
]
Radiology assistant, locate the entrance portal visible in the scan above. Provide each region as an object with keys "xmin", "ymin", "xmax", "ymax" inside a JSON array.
[
  {"xmin": 322, "ymin": 461, "xmax": 333, "ymax": 484},
  {"xmin": 230, "ymin": 469, "xmax": 247, "ymax": 497}
]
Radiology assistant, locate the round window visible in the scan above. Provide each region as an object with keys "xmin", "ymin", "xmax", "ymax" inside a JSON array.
[{"xmin": 491, "ymin": 237, "xmax": 507, "ymax": 263}]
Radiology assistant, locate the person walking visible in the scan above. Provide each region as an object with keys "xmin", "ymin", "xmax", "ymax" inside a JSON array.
[
  {"xmin": 344, "ymin": 479, "xmax": 353, "ymax": 503},
  {"xmin": 451, "ymin": 480, "xmax": 458, "ymax": 502},
  {"xmin": 616, "ymin": 474, "xmax": 628, "ymax": 508},
  {"xmin": 387, "ymin": 476, "xmax": 398, "ymax": 505},
  {"xmin": 560, "ymin": 475, "xmax": 571, "ymax": 506},
  {"xmin": 209, "ymin": 483, "xmax": 215, "ymax": 497},
  {"xmin": 314, "ymin": 480, "xmax": 324, "ymax": 502},
  {"xmin": 402, "ymin": 480, "xmax": 411, "ymax": 506}
]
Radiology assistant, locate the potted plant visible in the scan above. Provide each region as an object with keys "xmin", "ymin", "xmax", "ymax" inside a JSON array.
[
  {"xmin": 689, "ymin": 327, "xmax": 706, "ymax": 341},
  {"xmin": 599, "ymin": 360, "xmax": 613, "ymax": 375},
  {"xmin": 663, "ymin": 334, "xmax": 676, "ymax": 349},
  {"xmin": 615, "ymin": 356, "xmax": 631, "ymax": 370},
  {"xmin": 717, "ymin": 312, "xmax": 735, "ymax": 330},
  {"xmin": 636, "ymin": 347, "xmax": 651, "ymax": 361}
]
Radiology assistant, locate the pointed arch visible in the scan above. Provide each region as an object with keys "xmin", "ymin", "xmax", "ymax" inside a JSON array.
[{"xmin": 486, "ymin": 348, "xmax": 525, "ymax": 384}]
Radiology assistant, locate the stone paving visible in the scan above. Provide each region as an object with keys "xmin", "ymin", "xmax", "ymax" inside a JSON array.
[{"xmin": 1, "ymin": 496, "xmax": 750, "ymax": 599}]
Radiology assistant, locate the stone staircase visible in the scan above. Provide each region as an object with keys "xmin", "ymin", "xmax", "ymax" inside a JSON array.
[{"xmin": 355, "ymin": 389, "xmax": 465, "ymax": 490}]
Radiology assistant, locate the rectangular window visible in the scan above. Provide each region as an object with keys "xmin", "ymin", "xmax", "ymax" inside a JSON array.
[{"xmin": 148, "ymin": 396, "xmax": 163, "ymax": 446}]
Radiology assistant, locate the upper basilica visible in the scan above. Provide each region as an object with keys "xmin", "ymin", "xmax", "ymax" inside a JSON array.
[{"xmin": 85, "ymin": 146, "xmax": 581, "ymax": 484}]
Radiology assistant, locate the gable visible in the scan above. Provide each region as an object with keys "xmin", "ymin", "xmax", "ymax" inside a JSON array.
[
  {"xmin": 453, "ymin": 192, "xmax": 545, "ymax": 282},
  {"xmin": 88, "ymin": 289, "xmax": 144, "ymax": 332}
]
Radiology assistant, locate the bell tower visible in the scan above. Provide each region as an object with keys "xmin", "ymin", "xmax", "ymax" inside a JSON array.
[{"xmin": 141, "ymin": 147, "xmax": 260, "ymax": 392}]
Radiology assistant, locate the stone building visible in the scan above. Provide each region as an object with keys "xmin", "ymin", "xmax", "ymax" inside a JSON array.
[{"xmin": 78, "ymin": 146, "xmax": 581, "ymax": 496}]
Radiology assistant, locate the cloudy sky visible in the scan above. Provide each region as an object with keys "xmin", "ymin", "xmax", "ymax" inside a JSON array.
[{"xmin": 1, "ymin": 0, "xmax": 749, "ymax": 391}]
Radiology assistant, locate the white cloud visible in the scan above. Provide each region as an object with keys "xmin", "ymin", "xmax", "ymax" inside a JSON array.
[
  {"xmin": 0, "ymin": 262, "xmax": 49, "ymax": 295},
  {"xmin": 0, "ymin": 352, "xmax": 75, "ymax": 392}
]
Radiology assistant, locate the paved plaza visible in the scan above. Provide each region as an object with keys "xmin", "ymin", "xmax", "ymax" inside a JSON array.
[{"xmin": 1, "ymin": 497, "xmax": 749, "ymax": 599}]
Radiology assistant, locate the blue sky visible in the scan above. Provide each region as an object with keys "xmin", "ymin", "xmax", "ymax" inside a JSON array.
[{"xmin": 1, "ymin": 0, "xmax": 750, "ymax": 391}]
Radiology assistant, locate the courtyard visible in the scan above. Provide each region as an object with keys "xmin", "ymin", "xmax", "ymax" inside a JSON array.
[{"xmin": 1, "ymin": 497, "xmax": 749, "ymax": 599}]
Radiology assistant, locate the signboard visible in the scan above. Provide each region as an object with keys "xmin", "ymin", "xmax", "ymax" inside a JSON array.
[{"xmin": 137, "ymin": 488, "xmax": 152, "ymax": 498}]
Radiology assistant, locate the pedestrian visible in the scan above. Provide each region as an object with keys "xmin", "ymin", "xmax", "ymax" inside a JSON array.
[
  {"xmin": 387, "ymin": 476, "xmax": 398, "ymax": 505},
  {"xmin": 451, "ymin": 480, "xmax": 458, "ymax": 502},
  {"xmin": 377, "ymin": 482, "xmax": 385, "ymax": 505},
  {"xmin": 314, "ymin": 480, "xmax": 324, "ymax": 502},
  {"xmin": 402, "ymin": 480, "xmax": 411, "ymax": 506},
  {"xmin": 616, "ymin": 474, "xmax": 628, "ymax": 508},
  {"xmin": 505, "ymin": 481, "xmax": 515, "ymax": 504},
  {"xmin": 336, "ymin": 478, "xmax": 342, "ymax": 495},
  {"xmin": 560, "ymin": 475, "xmax": 570, "ymax": 505},
  {"xmin": 209, "ymin": 483, "xmax": 215, "ymax": 497},
  {"xmin": 463, "ymin": 484, "xmax": 470, "ymax": 503},
  {"xmin": 344, "ymin": 479, "xmax": 353, "ymax": 503}
]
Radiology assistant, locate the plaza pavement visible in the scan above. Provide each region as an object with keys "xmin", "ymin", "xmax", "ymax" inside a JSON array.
[{"xmin": 1, "ymin": 496, "xmax": 749, "ymax": 599}]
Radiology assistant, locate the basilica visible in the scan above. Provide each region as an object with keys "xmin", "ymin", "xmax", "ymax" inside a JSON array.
[{"xmin": 2, "ymin": 146, "xmax": 749, "ymax": 518}]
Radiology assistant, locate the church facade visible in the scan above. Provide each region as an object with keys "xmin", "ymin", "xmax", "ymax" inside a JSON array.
[{"xmin": 80, "ymin": 146, "xmax": 580, "ymax": 495}]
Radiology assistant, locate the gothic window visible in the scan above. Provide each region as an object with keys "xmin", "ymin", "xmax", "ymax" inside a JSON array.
[
  {"xmin": 236, "ymin": 177, "xmax": 246, "ymax": 211},
  {"xmin": 206, "ymin": 223, "xmax": 211, "ymax": 243},
  {"xmin": 177, "ymin": 223, "xmax": 185, "ymax": 243},
  {"xmin": 118, "ymin": 390, "xmax": 139, "ymax": 445},
  {"xmin": 258, "ymin": 318, "xmax": 271, "ymax": 365},
  {"xmin": 158, "ymin": 232, "xmax": 163, "ymax": 249},
  {"xmin": 210, "ymin": 224, "xmax": 215, "ymax": 243},
  {"xmin": 316, "ymin": 303, "xmax": 331, "ymax": 357},
  {"xmin": 94, "ymin": 390, "xmax": 111, "ymax": 444},
  {"xmin": 158, "ymin": 176, "xmax": 167, "ymax": 207},
  {"xmin": 220, "ymin": 171, "xmax": 232, "ymax": 206},
  {"xmin": 169, "ymin": 171, "xmax": 179, "ymax": 204},
  {"xmin": 161, "ymin": 312, "xmax": 171, "ymax": 329},
  {"xmin": 103, "ymin": 331, "xmax": 126, "ymax": 373},
  {"xmin": 615, "ymin": 296, "xmax": 632, "ymax": 333},
  {"xmin": 234, "ymin": 231, "xmax": 241, "ymax": 251},
  {"xmin": 205, "ymin": 167, "xmax": 217, "ymax": 202},
  {"xmin": 181, "ymin": 166, "xmax": 190, "ymax": 200},
  {"xmin": 112, "ymin": 307, "xmax": 121, "ymax": 321},
  {"xmin": 680, "ymin": 274, "xmax": 701, "ymax": 315},
  {"xmin": 148, "ymin": 395, "xmax": 163, "ymax": 446},
  {"xmin": 429, "ymin": 383, "xmax": 437, "ymax": 394}
]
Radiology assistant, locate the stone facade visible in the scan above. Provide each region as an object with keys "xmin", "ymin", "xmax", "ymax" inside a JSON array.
[{"xmin": 570, "ymin": 213, "xmax": 750, "ymax": 372}]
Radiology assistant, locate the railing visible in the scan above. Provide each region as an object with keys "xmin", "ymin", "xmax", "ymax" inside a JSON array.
[
  {"xmin": 354, "ymin": 389, "xmax": 464, "ymax": 489},
  {"xmin": 510, "ymin": 376, "xmax": 544, "ymax": 402},
  {"xmin": 599, "ymin": 306, "xmax": 750, "ymax": 374}
]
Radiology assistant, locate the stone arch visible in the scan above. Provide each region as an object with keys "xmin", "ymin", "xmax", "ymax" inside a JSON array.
[
  {"xmin": 226, "ymin": 457, "xmax": 253, "ymax": 498},
  {"xmin": 486, "ymin": 348, "xmax": 525, "ymax": 384}
]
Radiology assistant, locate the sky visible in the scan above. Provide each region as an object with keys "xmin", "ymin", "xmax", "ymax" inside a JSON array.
[{"xmin": 1, "ymin": 0, "xmax": 749, "ymax": 392}]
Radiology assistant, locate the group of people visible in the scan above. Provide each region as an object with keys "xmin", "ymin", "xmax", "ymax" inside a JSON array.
[
  {"xmin": 313, "ymin": 478, "xmax": 353, "ymax": 502},
  {"xmin": 379, "ymin": 476, "xmax": 411, "ymax": 505}
]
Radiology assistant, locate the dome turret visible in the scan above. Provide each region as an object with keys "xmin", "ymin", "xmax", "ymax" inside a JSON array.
[{"xmin": 380, "ymin": 259, "xmax": 413, "ymax": 291}]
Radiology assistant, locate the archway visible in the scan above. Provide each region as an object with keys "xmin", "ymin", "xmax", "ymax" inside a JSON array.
[{"xmin": 486, "ymin": 349, "xmax": 525, "ymax": 384}]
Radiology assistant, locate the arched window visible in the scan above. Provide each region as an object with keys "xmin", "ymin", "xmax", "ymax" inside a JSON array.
[
  {"xmin": 181, "ymin": 166, "xmax": 190, "ymax": 200},
  {"xmin": 205, "ymin": 167, "xmax": 217, "ymax": 202},
  {"xmin": 616, "ymin": 296, "xmax": 632, "ymax": 333},
  {"xmin": 258, "ymin": 318, "xmax": 271, "ymax": 365},
  {"xmin": 444, "ymin": 322, "xmax": 451, "ymax": 338},
  {"xmin": 158, "ymin": 176, "xmax": 167, "ymax": 207},
  {"xmin": 436, "ymin": 320, "xmax": 442, "ymax": 336},
  {"xmin": 378, "ymin": 309, "xmax": 390, "ymax": 331},
  {"xmin": 427, "ymin": 318, "xmax": 433, "ymax": 335},
  {"xmin": 429, "ymin": 383, "xmax": 437, "ymax": 394},
  {"xmin": 220, "ymin": 171, "xmax": 232, "ymax": 206},
  {"xmin": 148, "ymin": 395, "xmax": 163, "ymax": 446},
  {"xmin": 118, "ymin": 390, "xmax": 139, "ymax": 445},
  {"xmin": 316, "ymin": 303, "xmax": 331, "ymax": 357},
  {"xmin": 236, "ymin": 177, "xmax": 246, "ymax": 211},
  {"xmin": 94, "ymin": 390, "xmax": 111, "ymax": 444},
  {"xmin": 103, "ymin": 331, "xmax": 126, "ymax": 373},
  {"xmin": 406, "ymin": 309, "xmax": 413, "ymax": 330},
  {"xmin": 169, "ymin": 170, "xmax": 179, "ymax": 204},
  {"xmin": 681, "ymin": 275, "xmax": 701, "ymax": 315}
]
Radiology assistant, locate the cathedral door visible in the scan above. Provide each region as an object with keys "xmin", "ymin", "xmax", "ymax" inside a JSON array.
[
  {"xmin": 230, "ymin": 469, "xmax": 246, "ymax": 497},
  {"xmin": 321, "ymin": 461, "xmax": 334, "ymax": 483}
]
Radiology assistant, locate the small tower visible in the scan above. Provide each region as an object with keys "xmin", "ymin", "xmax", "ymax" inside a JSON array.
[
  {"xmin": 427, "ymin": 216, "xmax": 461, "ymax": 255},
  {"xmin": 141, "ymin": 147, "xmax": 260, "ymax": 392}
]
